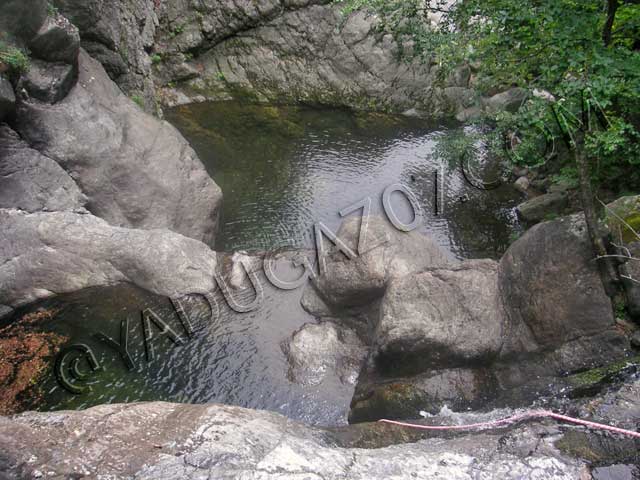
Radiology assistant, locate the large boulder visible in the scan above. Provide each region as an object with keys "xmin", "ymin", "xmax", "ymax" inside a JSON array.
[
  {"xmin": 0, "ymin": 401, "xmax": 589, "ymax": 478},
  {"xmin": 516, "ymin": 191, "xmax": 569, "ymax": 223},
  {"xmin": 15, "ymin": 50, "xmax": 222, "ymax": 245},
  {"xmin": 0, "ymin": 126, "xmax": 87, "ymax": 213},
  {"xmin": 373, "ymin": 260, "xmax": 507, "ymax": 373},
  {"xmin": 17, "ymin": 59, "xmax": 76, "ymax": 104},
  {"xmin": 0, "ymin": 209, "xmax": 218, "ymax": 309},
  {"xmin": 28, "ymin": 12, "xmax": 80, "ymax": 65},
  {"xmin": 302, "ymin": 216, "xmax": 454, "ymax": 310},
  {"xmin": 498, "ymin": 215, "xmax": 620, "ymax": 353}
]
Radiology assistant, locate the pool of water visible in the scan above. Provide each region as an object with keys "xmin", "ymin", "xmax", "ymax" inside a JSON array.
[
  {"xmin": 165, "ymin": 102, "xmax": 522, "ymax": 259},
  {"xmin": 11, "ymin": 102, "xmax": 523, "ymax": 426}
]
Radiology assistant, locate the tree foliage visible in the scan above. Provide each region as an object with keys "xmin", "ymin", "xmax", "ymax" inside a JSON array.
[{"xmin": 337, "ymin": 0, "xmax": 640, "ymax": 191}]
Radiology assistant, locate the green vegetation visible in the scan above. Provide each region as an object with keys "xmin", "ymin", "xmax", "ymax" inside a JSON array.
[
  {"xmin": 170, "ymin": 24, "xmax": 185, "ymax": 38},
  {"xmin": 0, "ymin": 41, "xmax": 29, "ymax": 75},
  {"xmin": 131, "ymin": 94, "xmax": 145, "ymax": 108},
  {"xmin": 338, "ymin": 0, "xmax": 640, "ymax": 296},
  {"xmin": 47, "ymin": 2, "xmax": 58, "ymax": 16},
  {"xmin": 151, "ymin": 53, "xmax": 163, "ymax": 64}
]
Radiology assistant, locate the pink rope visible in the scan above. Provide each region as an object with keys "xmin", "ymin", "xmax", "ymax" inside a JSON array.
[{"xmin": 378, "ymin": 409, "xmax": 640, "ymax": 439}]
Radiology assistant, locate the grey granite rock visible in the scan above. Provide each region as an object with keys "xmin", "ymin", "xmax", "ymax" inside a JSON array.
[
  {"xmin": 0, "ymin": 401, "xmax": 589, "ymax": 479},
  {"xmin": 0, "ymin": 125, "xmax": 87, "ymax": 213},
  {"xmin": 0, "ymin": 209, "xmax": 218, "ymax": 308},
  {"xmin": 15, "ymin": 50, "xmax": 222, "ymax": 245}
]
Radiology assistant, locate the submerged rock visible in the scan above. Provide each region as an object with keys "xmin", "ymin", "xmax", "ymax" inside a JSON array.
[
  {"xmin": 349, "ymin": 367, "xmax": 495, "ymax": 423},
  {"xmin": 283, "ymin": 321, "xmax": 367, "ymax": 386},
  {"xmin": 15, "ymin": 50, "xmax": 222, "ymax": 245}
]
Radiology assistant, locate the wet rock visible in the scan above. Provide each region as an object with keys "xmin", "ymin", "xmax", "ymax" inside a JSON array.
[
  {"xmin": 374, "ymin": 260, "xmax": 506, "ymax": 373},
  {"xmin": 0, "ymin": 209, "xmax": 218, "ymax": 309},
  {"xmin": 0, "ymin": 125, "xmax": 87, "ymax": 213},
  {"xmin": 499, "ymin": 215, "xmax": 621, "ymax": 355},
  {"xmin": 0, "ymin": 75, "xmax": 16, "ymax": 121},
  {"xmin": 28, "ymin": 12, "xmax": 80, "ymax": 65},
  {"xmin": 631, "ymin": 330, "xmax": 640, "ymax": 348},
  {"xmin": 0, "ymin": 402, "xmax": 587, "ymax": 478},
  {"xmin": 306, "ymin": 216, "xmax": 453, "ymax": 309},
  {"xmin": 15, "ymin": 50, "xmax": 222, "ymax": 245},
  {"xmin": 17, "ymin": 59, "xmax": 76, "ymax": 104},
  {"xmin": 516, "ymin": 191, "xmax": 569, "ymax": 223},
  {"xmin": 349, "ymin": 368, "xmax": 495, "ymax": 423},
  {"xmin": 283, "ymin": 321, "xmax": 367, "ymax": 386}
]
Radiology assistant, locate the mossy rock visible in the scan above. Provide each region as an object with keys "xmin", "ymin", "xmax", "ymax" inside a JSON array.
[
  {"xmin": 606, "ymin": 195, "xmax": 640, "ymax": 244},
  {"xmin": 565, "ymin": 355, "xmax": 640, "ymax": 397}
]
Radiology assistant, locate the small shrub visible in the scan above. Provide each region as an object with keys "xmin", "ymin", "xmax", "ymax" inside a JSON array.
[
  {"xmin": 151, "ymin": 53, "xmax": 163, "ymax": 64},
  {"xmin": 216, "ymin": 71, "xmax": 226, "ymax": 81},
  {"xmin": 0, "ymin": 42, "xmax": 29, "ymax": 75}
]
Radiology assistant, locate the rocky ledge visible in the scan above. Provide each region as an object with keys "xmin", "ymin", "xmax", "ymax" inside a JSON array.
[{"xmin": 1, "ymin": 375, "xmax": 638, "ymax": 479}]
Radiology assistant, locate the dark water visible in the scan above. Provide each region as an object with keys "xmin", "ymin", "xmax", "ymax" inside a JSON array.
[
  {"xmin": 12, "ymin": 102, "xmax": 523, "ymax": 426},
  {"xmin": 165, "ymin": 102, "xmax": 522, "ymax": 259}
]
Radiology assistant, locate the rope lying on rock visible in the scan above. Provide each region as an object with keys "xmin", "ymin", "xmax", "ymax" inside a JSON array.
[{"xmin": 378, "ymin": 409, "xmax": 640, "ymax": 439}]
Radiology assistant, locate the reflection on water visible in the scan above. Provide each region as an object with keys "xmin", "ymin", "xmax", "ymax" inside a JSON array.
[
  {"xmin": 165, "ymin": 102, "xmax": 521, "ymax": 259},
  {"xmin": 13, "ymin": 102, "xmax": 523, "ymax": 426}
]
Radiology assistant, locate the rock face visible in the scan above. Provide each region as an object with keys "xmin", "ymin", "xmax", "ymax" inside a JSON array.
[
  {"xmin": 0, "ymin": 401, "xmax": 591, "ymax": 479},
  {"xmin": 15, "ymin": 50, "xmax": 222, "ymax": 245},
  {"xmin": 0, "ymin": 126, "xmax": 87, "ymax": 213},
  {"xmin": 150, "ymin": 0, "xmax": 478, "ymax": 118},
  {"xmin": 28, "ymin": 12, "xmax": 81, "ymax": 64},
  {"xmin": 54, "ymin": 0, "xmax": 159, "ymax": 111},
  {"xmin": 0, "ymin": 209, "xmax": 218, "ymax": 309}
]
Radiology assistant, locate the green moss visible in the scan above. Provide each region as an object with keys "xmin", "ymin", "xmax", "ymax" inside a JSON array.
[
  {"xmin": 567, "ymin": 356, "xmax": 640, "ymax": 388},
  {"xmin": 151, "ymin": 53, "xmax": 163, "ymax": 64}
]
